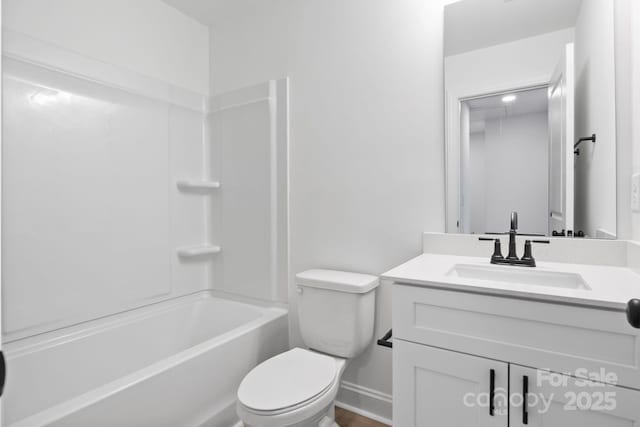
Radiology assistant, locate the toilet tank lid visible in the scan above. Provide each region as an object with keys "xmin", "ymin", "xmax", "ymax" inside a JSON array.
[{"xmin": 295, "ymin": 269, "xmax": 379, "ymax": 293}]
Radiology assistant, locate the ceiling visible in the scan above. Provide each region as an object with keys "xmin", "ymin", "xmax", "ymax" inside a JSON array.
[
  {"xmin": 165, "ymin": 0, "xmax": 583, "ymax": 55},
  {"xmin": 467, "ymin": 87, "xmax": 548, "ymax": 133},
  {"xmin": 445, "ymin": 0, "xmax": 582, "ymax": 57},
  {"xmin": 162, "ymin": 0, "xmax": 260, "ymax": 27}
]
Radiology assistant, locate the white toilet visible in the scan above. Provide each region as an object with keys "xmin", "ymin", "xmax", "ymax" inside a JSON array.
[{"xmin": 236, "ymin": 269, "xmax": 380, "ymax": 427}]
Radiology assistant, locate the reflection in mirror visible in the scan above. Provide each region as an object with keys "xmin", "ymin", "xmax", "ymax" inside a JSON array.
[
  {"xmin": 444, "ymin": 0, "xmax": 617, "ymax": 239},
  {"xmin": 461, "ymin": 88, "xmax": 549, "ymax": 236}
]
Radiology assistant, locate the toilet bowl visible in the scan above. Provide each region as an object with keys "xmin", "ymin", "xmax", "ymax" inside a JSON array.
[
  {"xmin": 237, "ymin": 348, "xmax": 347, "ymax": 427},
  {"xmin": 236, "ymin": 269, "xmax": 379, "ymax": 427}
]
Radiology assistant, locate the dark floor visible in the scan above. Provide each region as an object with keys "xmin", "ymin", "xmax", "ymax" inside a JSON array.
[{"xmin": 335, "ymin": 407, "xmax": 391, "ymax": 427}]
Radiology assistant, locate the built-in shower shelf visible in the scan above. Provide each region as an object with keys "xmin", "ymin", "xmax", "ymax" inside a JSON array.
[
  {"xmin": 177, "ymin": 245, "xmax": 222, "ymax": 257},
  {"xmin": 176, "ymin": 180, "xmax": 221, "ymax": 191}
]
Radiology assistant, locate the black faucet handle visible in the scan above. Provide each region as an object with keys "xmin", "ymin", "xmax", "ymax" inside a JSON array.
[
  {"xmin": 521, "ymin": 239, "xmax": 550, "ymax": 267},
  {"xmin": 479, "ymin": 237, "xmax": 504, "ymax": 262},
  {"xmin": 522, "ymin": 240, "xmax": 534, "ymax": 261}
]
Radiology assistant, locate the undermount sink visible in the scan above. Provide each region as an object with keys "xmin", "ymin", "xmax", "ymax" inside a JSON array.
[{"xmin": 446, "ymin": 264, "xmax": 590, "ymax": 290}]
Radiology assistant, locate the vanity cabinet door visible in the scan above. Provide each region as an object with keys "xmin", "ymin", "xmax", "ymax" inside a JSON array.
[
  {"xmin": 393, "ymin": 340, "xmax": 508, "ymax": 427},
  {"xmin": 509, "ymin": 365, "xmax": 640, "ymax": 427}
]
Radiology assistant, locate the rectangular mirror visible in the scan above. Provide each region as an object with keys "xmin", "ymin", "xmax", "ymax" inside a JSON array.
[{"xmin": 444, "ymin": 0, "xmax": 617, "ymax": 239}]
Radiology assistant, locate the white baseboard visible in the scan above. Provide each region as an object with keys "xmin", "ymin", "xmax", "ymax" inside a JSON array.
[{"xmin": 336, "ymin": 381, "xmax": 392, "ymax": 425}]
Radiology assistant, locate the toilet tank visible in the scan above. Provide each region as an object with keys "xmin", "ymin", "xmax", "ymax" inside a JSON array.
[{"xmin": 295, "ymin": 269, "xmax": 379, "ymax": 358}]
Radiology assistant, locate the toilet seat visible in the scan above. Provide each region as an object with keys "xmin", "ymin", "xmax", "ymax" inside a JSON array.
[
  {"xmin": 237, "ymin": 348, "xmax": 347, "ymax": 427},
  {"xmin": 238, "ymin": 348, "xmax": 338, "ymax": 413}
]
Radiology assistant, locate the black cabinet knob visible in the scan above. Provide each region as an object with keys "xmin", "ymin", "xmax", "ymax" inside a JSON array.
[{"xmin": 627, "ymin": 299, "xmax": 640, "ymax": 329}]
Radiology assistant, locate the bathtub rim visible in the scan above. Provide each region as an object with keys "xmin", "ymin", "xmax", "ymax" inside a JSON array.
[
  {"xmin": 4, "ymin": 289, "xmax": 286, "ymax": 356},
  {"xmin": 4, "ymin": 291, "xmax": 288, "ymax": 427}
]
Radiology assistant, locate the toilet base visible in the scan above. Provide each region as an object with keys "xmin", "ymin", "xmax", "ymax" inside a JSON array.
[
  {"xmin": 240, "ymin": 413, "xmax": 339, "ymax": 427},
  {"xmin": 319, "ymin": 415, "xmax": 340, "ymax": 427},
  {"xmin": 240, "ymin": 417, "xmax": 338, "ymax": 427}
]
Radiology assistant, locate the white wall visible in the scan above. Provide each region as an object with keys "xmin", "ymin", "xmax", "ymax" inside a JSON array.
[
  {"xmin": 614, "ymin": 0, "xmax": 632, "ymax": 240},
  {"xmin": 468, "ymin": 112, "xmax": 549, "ymax": 235},
  {"xmin": 613, "ymin": 0, "xmax": 639, "ymax": 241},
  {"xmin": 3, "ymin": 0, "xmax": 210, "ymax": 94},
  {"xmin": 573, "ymin": 0, "xmax": 617, "ymax": 238},
  {"xmin": 629, "ymin": 0, "xmax": 640, "ymax": 240},
  {"xmin": 209, "ymin": 0, "xmax": 449, "ymax": 420}
]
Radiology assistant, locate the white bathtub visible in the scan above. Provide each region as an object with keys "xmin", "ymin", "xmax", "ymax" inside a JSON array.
[{"xmin": 2, "ymin": 292, "xmax": 288, "ymax": 427}]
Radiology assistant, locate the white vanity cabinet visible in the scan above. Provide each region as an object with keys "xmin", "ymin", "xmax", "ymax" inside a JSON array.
[
  {"xmin": 392, "ymin": 283, "xmax": 640, "ymax": 427},
  {"xmin": 394, "ymin": 340, "xmax": 508, "ymax": 427},
  {"xmin": 508, "ymin": 365, "xmax": 640, "ymax": 427}
]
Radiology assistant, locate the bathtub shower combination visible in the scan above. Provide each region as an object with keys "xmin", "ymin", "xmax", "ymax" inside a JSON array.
[
  {"xmin": 1, "ymin": 17, "xmax": 290, "ymax": 427},
  {"xmin": 5, "ymin": 294, "xmax": 287, "ymax": 427}
]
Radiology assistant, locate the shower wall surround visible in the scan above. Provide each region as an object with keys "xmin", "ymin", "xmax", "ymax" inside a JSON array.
[
  {"xmin": 2, "ymin": 30, "xmax": 289, "ymax": 342},
  {"xmin": 2, "ymin": 31, "xmax": 208, "ymax": 341},
  {"xmin": 209, "ymin": 81, "xmax": 290, "ymax": 303}
]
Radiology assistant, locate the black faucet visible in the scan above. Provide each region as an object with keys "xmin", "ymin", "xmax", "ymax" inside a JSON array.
[
  {"xmin": 479, "ymin": 211, "xmax": 549, "ymax": 267},
  {"xmin": 506, "ymin": 211, "xmax": 519, "ymax": 261}
]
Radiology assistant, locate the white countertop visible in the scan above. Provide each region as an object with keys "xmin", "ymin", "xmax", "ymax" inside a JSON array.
[{"xmin": 382, "ymin": 253, "xmax": 640, "ymax": 310}]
